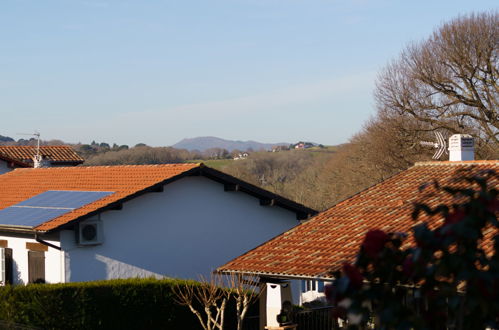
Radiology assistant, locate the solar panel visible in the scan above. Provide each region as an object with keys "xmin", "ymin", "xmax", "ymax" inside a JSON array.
[
  {"xmin": 0, "ymin": 190, "xmax": 114, "ymax": 228},
  {"xmin": 17, "ymin": 191, "xmax": 114, "ymax": 209},
  {"xmin": 0, "ymin": 207, "xmax": 69, "ymax": 227}
]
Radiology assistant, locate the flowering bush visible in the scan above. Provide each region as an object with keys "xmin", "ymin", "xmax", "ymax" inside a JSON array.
[{"xmin": 326, "ymin": 170, "xmax": 499, "ymax": 329}]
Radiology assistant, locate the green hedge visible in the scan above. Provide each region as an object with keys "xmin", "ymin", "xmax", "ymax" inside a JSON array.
[{"xmin": 0, "ymin": 278, "xmax": 209, "ymax": 330}]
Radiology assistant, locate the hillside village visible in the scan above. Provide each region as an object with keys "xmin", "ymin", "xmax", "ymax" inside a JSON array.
[{"xmin": 0, "ymin": 7, "xmax": 497, "ymax": 330}]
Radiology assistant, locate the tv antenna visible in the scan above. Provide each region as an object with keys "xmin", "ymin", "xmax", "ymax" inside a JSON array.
[
  {"xmin": 17, "ymin": 131, "xmax": 41, "ymax": 161},
  {"xmin": 419, "ymin": 131, "xmax": 447, "ymax": 160}
]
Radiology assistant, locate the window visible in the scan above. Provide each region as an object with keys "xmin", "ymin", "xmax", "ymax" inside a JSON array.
[
  {"xmin": 302, "ymin": 280, "xmax": 321, "ymax": 292},
  {"xmin": 0, "ymin": 247, "xmax": 13, "ymax": 285}
]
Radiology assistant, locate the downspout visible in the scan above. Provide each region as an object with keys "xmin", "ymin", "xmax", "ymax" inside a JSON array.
[
  {"xmin": 34, "ymin": 233, "xmax": 61, "ymax": 251},
  {"xmin": 35, "ymin": 233, "xmax": 66, "ymax": 283}
]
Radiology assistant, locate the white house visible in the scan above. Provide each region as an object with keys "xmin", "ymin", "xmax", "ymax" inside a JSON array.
[
  {"xmin": 218, "ymin": 137, "xmax": 497, "ymax": 329},
  {"xmin": 0, "ymin": 163, "xmax": 316, "ymax": 285},
  {"xmin": 0, "ymin": 146, "xmax": 84, "ymax": 175}
]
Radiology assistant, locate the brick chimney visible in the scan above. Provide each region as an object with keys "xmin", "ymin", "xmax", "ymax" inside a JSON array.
[{"xmin": 448, "ymin": 134, "xmax": 474, "ymax": 161}]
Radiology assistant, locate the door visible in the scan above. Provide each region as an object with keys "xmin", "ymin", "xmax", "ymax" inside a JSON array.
[{"xmin": 28, "ymin": 251, "xmax": 45, "ymax": 283}]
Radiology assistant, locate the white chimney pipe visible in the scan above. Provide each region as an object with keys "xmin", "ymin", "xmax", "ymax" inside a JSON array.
[
  {"xmin": 33, "ymin": 155, "xmax": 51, "ymax": 168},
  {"xmin": 448, "ymin": 134, "xmax": 474, "ymax": 161}
]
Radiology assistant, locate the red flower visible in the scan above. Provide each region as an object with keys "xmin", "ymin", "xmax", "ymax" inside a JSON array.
[
  {"xmin": 343, "ymin": 263, "xmax": 363, "ymax": 289},
  {"xmin": 444, "ymin": 209, "xmax": 466, "ymax": 226},
  {"xmin": 440, "ymin": 208, "xmax": 466, "ymax": 238},
  {"xmin": 362, "ymin": 229, "xmax": 389, "ymax": 258}
]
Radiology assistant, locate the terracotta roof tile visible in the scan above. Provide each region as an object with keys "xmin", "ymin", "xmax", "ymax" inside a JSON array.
[
  {"xmin": 218, "ymin": 160, "xmax": 499, "ymax": 279},
  {"xmin": 0, "ymin": 164, "xmax": 200, "ymax": 231},
  {"xmin": 0, "ymin": 146, "xmax": 84, "ymax": 165}
]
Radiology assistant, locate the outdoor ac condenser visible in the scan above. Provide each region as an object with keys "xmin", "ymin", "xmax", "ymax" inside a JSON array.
[{"xmin": 77, "ymin": 220, "xmax": 103, "ymax": 246}]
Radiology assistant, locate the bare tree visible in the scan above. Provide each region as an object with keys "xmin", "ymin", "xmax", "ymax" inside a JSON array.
[
  {"xmin": 172, "ymin": 275, "xmax": 228, "ymax": 330},
  {"xmin": 375, "ymin": 11, "xmax": 498, "ymax": 150},
  {"xmin": 172, "ymin": 273, "xmax": 262, "ymax": 330},
  {"xmin": 227, "ymin": 273, "xmax": 262, "ymax": 330}
]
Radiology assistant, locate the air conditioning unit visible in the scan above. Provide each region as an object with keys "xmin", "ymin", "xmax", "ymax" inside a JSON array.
[{"xmin": 77, "ymin": 220, "xmax": 103, "ymax": 246}]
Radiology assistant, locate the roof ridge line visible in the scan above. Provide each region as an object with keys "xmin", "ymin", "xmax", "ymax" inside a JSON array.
[{"xmin": 415, "ymin": 160, "xmax": 499, "ymax": 166}]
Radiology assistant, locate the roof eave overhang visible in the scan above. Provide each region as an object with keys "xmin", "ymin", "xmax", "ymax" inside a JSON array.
[
  {"xmin": 0, "ymin": 225, "xmax": 39, "ymax": 235},
  {"xmin": 199, "ymin": 165, "xmax": 318, "ymax": 220},
  {"xmin": 49, "ymin": 160, "xmax": 85, "ymax": 165},
  {"xmin": 217, "ymin": 268, "xmax": 335, "ymax": 281}
]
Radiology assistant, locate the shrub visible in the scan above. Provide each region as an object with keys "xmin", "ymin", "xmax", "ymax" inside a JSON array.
[{"xmin": 0, "ymin": 278, "xmax": 205, "ymax": 330}]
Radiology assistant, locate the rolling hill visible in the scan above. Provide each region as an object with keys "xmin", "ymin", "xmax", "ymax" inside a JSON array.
[{"xmin": 172, "ymin": 136, "xmax": 289, "ymax": 152}]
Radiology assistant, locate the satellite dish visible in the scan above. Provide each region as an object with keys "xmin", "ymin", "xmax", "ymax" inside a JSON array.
[{"xmin": 419, "ymin": 131, "xmax": 448, "ymax": 160}]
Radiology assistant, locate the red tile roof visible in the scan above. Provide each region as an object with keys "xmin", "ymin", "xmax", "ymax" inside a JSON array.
[
  {"xmin": 0, "ymin": 164, "xmax": 316, "ymax": 233},
  {"xmin": 0, "ymin": 164, "xmax": 200, "ymax": 231},
  {"xmin": 218, "ymin": 160, "xmax": 499, "ymax": 279},
  {"xmin": 0, "ymin": 146, "xmax": 84, "ymax": 165}
]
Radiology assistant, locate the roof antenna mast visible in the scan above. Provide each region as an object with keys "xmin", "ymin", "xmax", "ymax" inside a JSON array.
[
  {"xmin": 419, "ymin": 131, "xmax": 447, "ymax": 160},
  {"xmin": 17, "ymin": 131, "xmax": 41, "ymax": 162}
]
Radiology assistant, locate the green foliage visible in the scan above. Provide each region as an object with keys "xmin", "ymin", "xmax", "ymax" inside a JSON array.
[
  {"xmin": 0, "ymin": 278, "xmax": 205, "ymax": 330},
  {"xmin": 327, "ymin": 170, "xmax": 499, "ymax": 329}
]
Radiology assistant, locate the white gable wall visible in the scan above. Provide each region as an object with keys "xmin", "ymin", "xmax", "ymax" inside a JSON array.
[{"xmin": 60, "ymin": 176, "xmax": 299, "ymax": 282}]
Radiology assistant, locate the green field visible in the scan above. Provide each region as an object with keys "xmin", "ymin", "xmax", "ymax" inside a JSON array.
[{"xmin": 185, "ymin": 145, "xmax": 340, "ymax": 170}]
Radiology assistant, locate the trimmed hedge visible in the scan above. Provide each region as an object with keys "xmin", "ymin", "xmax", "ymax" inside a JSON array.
[{"xmin": 0, "ymin": 278, "xmax": 207, "ymax": 330}]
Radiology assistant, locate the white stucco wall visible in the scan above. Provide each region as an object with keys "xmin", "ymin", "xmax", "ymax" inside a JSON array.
[
  {"xmin": 60, "ymin": 176, "xmax": 299, "ymax": 282},
  {"xmin": 0, "ymin": 160, "xmax": 11, "ymax": 175},
  {"xmin": 0, "ymin": 233, "xmax": 63, "ymax": 284}
]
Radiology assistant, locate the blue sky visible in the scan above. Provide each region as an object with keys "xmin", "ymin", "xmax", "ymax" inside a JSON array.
[{"xmin": 1, "ymin": 0, "xmax": 496, "ymax": 146}]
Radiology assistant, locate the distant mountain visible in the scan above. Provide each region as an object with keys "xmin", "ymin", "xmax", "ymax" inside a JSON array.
[
  {"xmin": 172, "ymin": 136, "xmax": 289, "ymax": 152},
  {"xmin": 0, "ymin": 134, "xmax": 15, "ymax": 143}
]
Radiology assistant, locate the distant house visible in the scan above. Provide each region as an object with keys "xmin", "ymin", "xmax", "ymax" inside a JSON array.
[
  {"xmin": 233, "ymin": 152, "xmax": 249, "ymax": 160},
  {"xmin": 0, "ymin": 146, "xmax": 84, "ymax": 174},
  {"xmin": 218, "ymin": 136, "xmax": 497, "ymax": 328},
  {"xmin": 0, "ymin": 164, "xmax": 316, "ymax": 285},
  {"xmin": 292, "ymin": 141, "xmax": 315, "ymax": 150}
]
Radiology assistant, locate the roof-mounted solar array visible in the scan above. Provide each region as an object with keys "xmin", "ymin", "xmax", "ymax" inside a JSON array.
[
  {"xmin": 0, "ymin": 191, "xmax": 114, "ymax": 228},
  {"xmin": 16, "ymin": 191, "xmax": 113, "ymax": 209}
]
